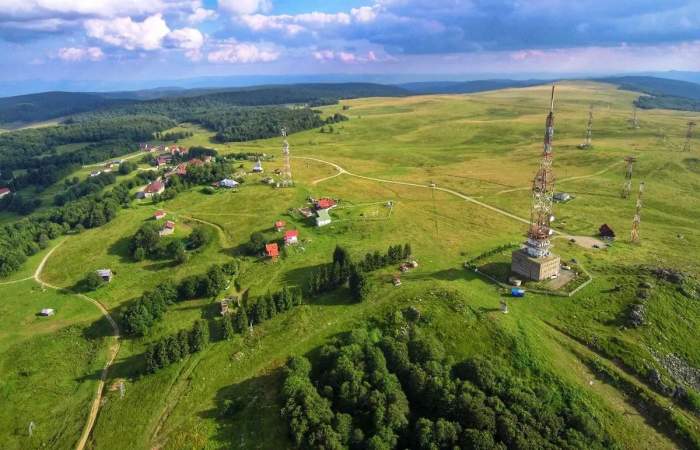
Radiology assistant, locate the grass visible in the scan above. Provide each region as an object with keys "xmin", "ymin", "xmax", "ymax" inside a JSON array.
[
  {"xmin": 2, "ymin": 81, "xmax": 700, "ymax": 449},
  {"xmin": 0, "ymin": 281, "xmax": 111, "ymax": 450}
]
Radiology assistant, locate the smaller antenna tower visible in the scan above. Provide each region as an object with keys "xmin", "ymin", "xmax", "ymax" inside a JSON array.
[
  {"xmin": 630, "ymin": 182, "xmax": 644, "ymax": 243},
  {"xmin": 279, "ymin": 128, "xmax": 293, "ymax": 186},
  {"xmin": 683, "ymin": 121, "xmax": 696, "ymax": 152},
  {"xmin": 28, "ymin": 421, "xmax": 35, "ymax": 438},
  {"xmin": 579, "ymin": 105, "xmax": 593, "ymax": 148},
  {"xmin": 631, "ymin": 107, "xmax": 640, "ymax": 129},
  {"xmin": 621, "ymin": 156, "xmax": 636, "ymax": 199},
  {"xmin": 119, "ymin": 380, "xmax": 126, "ymax": 399}
]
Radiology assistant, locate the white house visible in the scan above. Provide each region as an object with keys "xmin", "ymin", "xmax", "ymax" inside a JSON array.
[{"xmin": 220, "ymin": 178, "xmax": 239, "ymax": 188}]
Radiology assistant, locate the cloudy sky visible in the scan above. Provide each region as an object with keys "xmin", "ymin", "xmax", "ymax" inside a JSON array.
[{"xmin": 2, "ymin": 0, "xmax": 700, "ymax": 85}]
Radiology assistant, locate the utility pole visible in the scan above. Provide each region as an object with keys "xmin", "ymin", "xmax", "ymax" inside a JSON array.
[
  {"xmin": 622, "ymin": 156, "xmax": 636, "ymax": 199},
  {"xmin": 630, "ymin": 182, "xmax": 645, "ymax": 243},
  {"xmin": 683, "ymin": 121, "xmax": 696, "ymax": 152}
]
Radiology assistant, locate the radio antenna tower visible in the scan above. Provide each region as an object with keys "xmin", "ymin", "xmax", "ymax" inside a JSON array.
[
  {"xmin": 683, "ymin": 121, "xmax": 696, "ymax": 152},
  {"xmin": 621, "ymin": 156, "xmax": 636, "ymax": 199},
  {"xmin": 630, "ymin": 182, "xmax": 645, "ymax": 243},
  {"xmin": 579, "ymin": 105, "xmax": 593, "ymax": 149},
  {"xmin": 631, "ymin": 106, "xmax": 640, "ymax": 129},
  {"xmin": 278, "ymin": 128, "xmax": 293, "ymax": 187},
  {"xmin": 526, "ymin": 85, "xmax": 557, "ymax": 258}
]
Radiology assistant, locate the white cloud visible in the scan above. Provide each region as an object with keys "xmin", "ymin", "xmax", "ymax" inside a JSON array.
[
  {"xmin": 207, "ymin": 40, "xmax": 279, "ymax": 63},
  {"xmin": 85, "ymin": 14, "xmax": 170, "ymax": 51},
  {"xmin": 218, "ymin": 0, "xmax": 271, "ymax": 16},
  {"xmin": 313, "ymin": 49, "xmax": 385, "ymax": 64},
  {"xmin": 187, "ymin": 7, "xmax": 217, "ymax": 24},
  {"xmin": 238, "ymin": 6, "xmax": 379, "ymax": 36},
  {"xmin": 57, "ymin": 46, "xmax": 104, "ymax": 61},
  {"xmin": 2, "ymin": 0, "xmax": 179, "ymax": 20},
  {"xmin": 167, "ymin": 27, "xmax": 205, "ymax": 60}
]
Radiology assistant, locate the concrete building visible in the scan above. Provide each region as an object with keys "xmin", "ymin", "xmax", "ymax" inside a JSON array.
[{"xmin": 511, "ymin": 248, "xmax": 560, "ymax": 281}]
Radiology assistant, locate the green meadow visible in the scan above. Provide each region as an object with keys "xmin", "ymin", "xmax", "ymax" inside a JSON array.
[{"xmin": 1, "ymin": 81, "xmax": 700, "ymax": 449}]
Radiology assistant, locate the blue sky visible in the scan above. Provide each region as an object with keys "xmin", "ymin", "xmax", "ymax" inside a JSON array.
[{"xmin": 1, "ymin": 0, "xmax": 700, "ymax": 86}]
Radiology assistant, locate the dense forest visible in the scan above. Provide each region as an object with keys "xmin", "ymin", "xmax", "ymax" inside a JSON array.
[
  {"xmin": 0, "ymin": 83, "xmax": 406, "ymax": 126},
  {"xmin": 280, "ymin": 316, "xmax": 614, "ymax": 450},
  {"xmin": 635, "ymin": 95, "xmax": 700, "ymax": 112}
]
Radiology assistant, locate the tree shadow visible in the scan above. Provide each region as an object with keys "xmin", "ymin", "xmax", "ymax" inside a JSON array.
[
  {"xmin": 142, "ymin": 260, "xmax": 179, "ymax": 272},
  {"xmin": 107, "ymin": 236, "xmax": 134, "ymax": 263},
  {"xmin": 201, "ymin": 369, "xmax": 289, "ymax": 448}
]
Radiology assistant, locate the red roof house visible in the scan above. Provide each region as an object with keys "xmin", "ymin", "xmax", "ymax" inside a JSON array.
[
  {"xmin": 315, "ymin": 198, "xmax": 337, "ymax": 210},
  {"xmin": 274, "ymin": 220, "xmax": 286, "ymax": 231},
  {"xmin": 154, "ymin": 210, "xmax": 167, "ymax": 220},
  {"xmin": 284, "ymin": 230, "xmax": 299, "ymax": 246},
  {"xmin": 0, "ymin": 187, "xmax": 11, "ymax": 199},
  {"xmin": 143, "ymin": 180, "xmax": 165, "ymax": 197},
  {"xmin": 265, "ymin": 243, "xmax": 280, "ymax": 260}
]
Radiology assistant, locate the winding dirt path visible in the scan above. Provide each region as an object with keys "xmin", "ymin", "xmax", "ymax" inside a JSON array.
[
  {"xmin": 31, "ymin": 240, "xmax": 121, "ymax": 450},
  {"xmin": 495, "ymin": 160, "xmax": 623, "ymax": 195}
]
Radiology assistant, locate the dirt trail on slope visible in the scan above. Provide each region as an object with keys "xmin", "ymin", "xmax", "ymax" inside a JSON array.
[{"xmin": 33, "ymin": 240, "xmax": 122, "ymax": 450}]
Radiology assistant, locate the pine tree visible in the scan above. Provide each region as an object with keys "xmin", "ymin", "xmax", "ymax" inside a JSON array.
[
  {"xmin": 167, "ymin": 335, "xmax": 182, "ymax": 362},
  {"xmin": 222, "ymin": 314, "xmax": 235, "ymax": 340},
  {"xmin": 233, "ymin": 306, "xmax": 247, "ymax": 333},
  {"xmin": 145, "ymin": 345, "xmax": 158, "ymax": 373},
  {"xmin": 190, "ymin": 320, "xmax": 209, "ymax": 352},
  {"xmin": 177, "ymin": 329, "xmax": 191, "ymax": 356}
]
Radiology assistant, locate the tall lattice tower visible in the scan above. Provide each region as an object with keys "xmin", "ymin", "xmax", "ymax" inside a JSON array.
[
  {"xmin": 279, "ymin": 127, "xmax": 293, "ymax": 187},
  {"xmin": 511, "ymin": 86, "xmax": 561, "ymax": 281},
  {"xmin": 683, "ymin": 121, "xmax": 696, "ymax": 152},
  {"xmin": 579, "ymin": 105, "xmax": 593, "ymax": 149},
  {"xmin": 630, "ymin": 181, "xmax": 645, "ymax": 243},
  {"xmin": 621, "ymin": 156, "xmax": 636, "ymax": 199},
  {"xmin": 631, "ymin": 107, "xmax": 640, "ymax": 129}
]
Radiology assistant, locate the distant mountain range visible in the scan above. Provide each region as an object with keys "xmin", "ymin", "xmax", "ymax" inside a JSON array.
[{"xmin": 2, "ymin": 76, "xmax": 700, "ymax": 128}]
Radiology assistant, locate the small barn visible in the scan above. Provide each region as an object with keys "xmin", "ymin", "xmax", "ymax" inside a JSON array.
[
  {"xmin": 154, "ymin": 210, "xmax": 167, "ymax": 220},
  {"xmin": 220, "ymin": 178, "xmax": 239, "ymax": 189},
  {"xmin": 314, "ymin": 198, "xmax": 337, "ymax": 210},
  {"xmin": 284, "ymin": 230, "xmax": 299, "ymax": 246},
  {"xmin": 143, "ymin": 180, "xmax": 165, "ymax": 198},
  {"xmin": 599, "ymin": 224, "xmax": 616, "ymax": 240},
  {"xmin": 159, "ymin": 221, "xmax": 176, "ymax": 236},
  {"xmin": 265, "ymin": 243, "xmax": 280, "ymax": 261},
  {"xmin": 315, "ymin": 209, "xmax": 331, "ymax": 227},
  {"xmin": 39, "ymin": 308, "xmax": 56, "ymax": 316},
  {"xmin": 274, "ymin": 220, "xmax": 286, "ymax": 232},
  {"xmin": 96, "ymin": 269, "xmax": 113, "ymax": 282}
]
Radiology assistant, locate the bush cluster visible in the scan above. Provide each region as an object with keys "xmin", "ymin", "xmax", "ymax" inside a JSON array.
[
  {"xmin": 144, "ymin": 320, "xmax": 209, "ymax": 372},
  {"xmin": 121, "ymin": 262, "xmax": 236, "ymax": 336}
]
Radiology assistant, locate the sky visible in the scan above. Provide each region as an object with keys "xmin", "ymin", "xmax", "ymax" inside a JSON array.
[{"xmin": 1, "ymin": 0, "xmax": 700, "ymax": 88}]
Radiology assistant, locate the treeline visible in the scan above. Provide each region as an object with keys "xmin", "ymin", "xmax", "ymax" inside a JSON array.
[
  {"xmin": 0, "ymin": 171, "xmax": 157, "ymax": 277},
  {"xmin": 121, "ymin": 262, "xmax": 236, "ymax": 336},
  {"xmin": 306, "ymin": 244, "xmax": 411, "ymax": 300},
  {"xmin": 281, "ymin": 320, "xmax": 614, "ymax": 449},
  {"xmin": 156, "ymin": 130, "xmax": 193, "ymax": 141},
  {"xmin": 144, "ymin": 320, "xmax": 209, "ymax": 373},
  {"xmin": 0, "ymin": 115, "xmax": 173, "ymax": 189},
  {"xmin": 635, "ymin": 95, "xmax": 700, "ymax": 112},
  {"xmin": 205, "ymin": 107, "xmax": 324, "ymax": 143},
  {"xmin": 54, "ymin": 171, "xmax": 116, "ymax": 206}
]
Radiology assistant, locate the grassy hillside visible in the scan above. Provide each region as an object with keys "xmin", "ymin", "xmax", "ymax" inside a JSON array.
[{"xmin": 1, "ymin": 81, "xmax": 699, "ymax": 449}]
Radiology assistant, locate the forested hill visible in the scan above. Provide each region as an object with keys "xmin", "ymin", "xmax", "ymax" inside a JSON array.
[
  {"xmin": 0, "ymin": 83, "xmax": 408, "ymax": 126},
  {"xmin": 0, "ymin": 92, "xmax": 129, "ymax": 126},
  {"xmin": 600, "ymin": 76, "xmax": 700, "ymax": 112}
]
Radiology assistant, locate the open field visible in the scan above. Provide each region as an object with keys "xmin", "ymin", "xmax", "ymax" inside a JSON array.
[{"xmin": 1, "ymin": 81, "xmax": 700, "ymax": 449}]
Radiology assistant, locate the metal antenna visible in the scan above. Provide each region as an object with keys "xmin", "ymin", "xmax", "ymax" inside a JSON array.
[
  {"xmin": 28, "ymin": 421, "xmax": 35, "ymax": 437},
  {"xmin": 631, "ymin": 107, "xmax": 640, "ymax": 129},
  {"xmin": 119, "ymin": 380, "xmax": 126, "ymax": 399},
  {"xmin": 280, "ymin": 128, "xmax": 293, "ymax": 187},
  {"xmin": 683, "ymin": 121, "xmax": 696, "ymax": 152},
  {"xmin": 584, "ymin": 105, "xmax": 593, "ymax": 147},
  {"xmin": 622, "ymin": 156, "xmax": 637, "ymax": 199},
  {"xmin": 525, "ymin": 85, "xmax": 557, "ymax": 259},
  {"xmin": 630, "ymin": 182, "xmax": 645, "ymax": 243}
]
